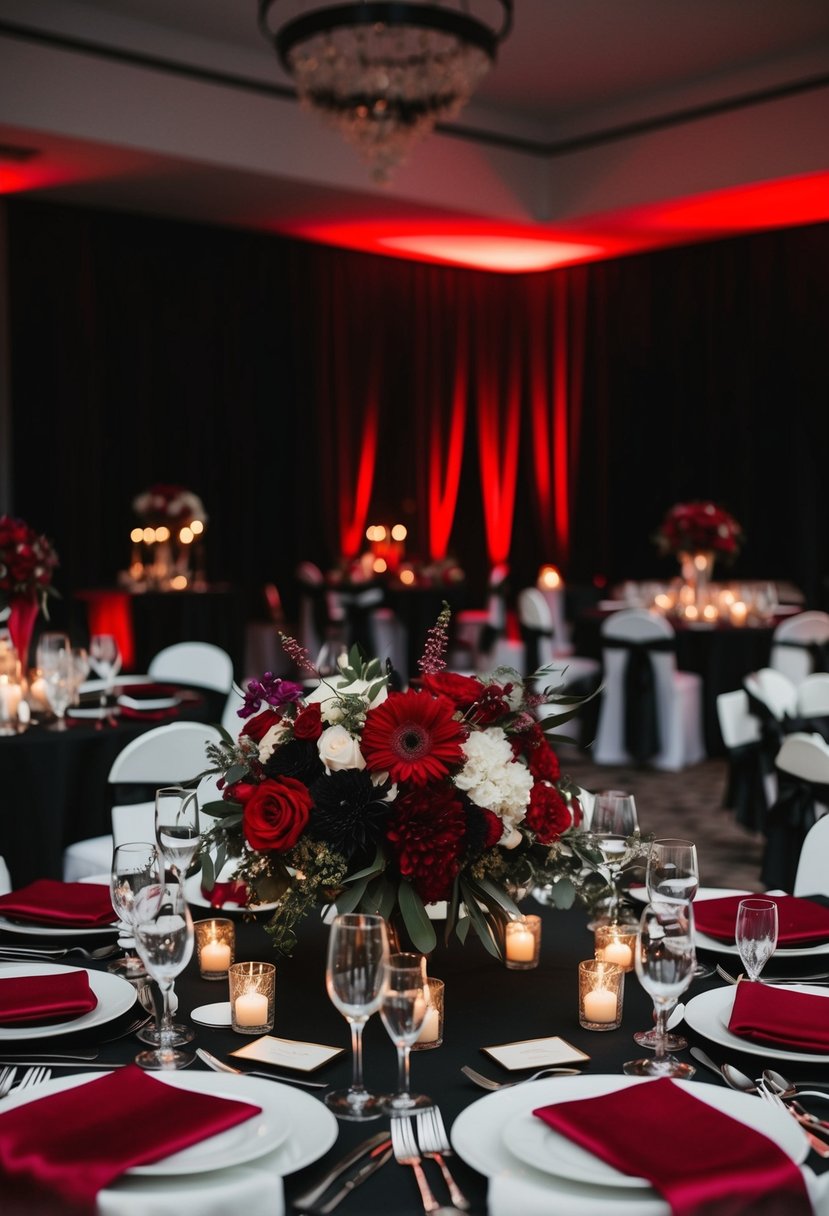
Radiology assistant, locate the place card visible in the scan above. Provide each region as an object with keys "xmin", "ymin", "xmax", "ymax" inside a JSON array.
[
  {"xmin": 231, "ymin": 1034, "xmax": 345, "ymax": 1072},
  {"xmin": 482, "ymin": 1035, "xmax": 590, "ymax": 1071}
]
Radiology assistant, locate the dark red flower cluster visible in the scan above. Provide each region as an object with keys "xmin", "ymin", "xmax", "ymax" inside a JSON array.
[
  {"xmin": 524, "ymin": 783, "xmax": 572, "ymax": 845},
  {"xmin": 654, "ymin": 501, "xmax": 743, "ymax": 559},
  {"xmin": 511, "ymin": 722, "xmax": 561, "ymax": 782},
  {"xmin": 0, "ymin": 515, "xmax": 59, "ymax": 602},
  {"xmin": 386, "ymin": 784, "xmax": 468, "ymax": 903}
]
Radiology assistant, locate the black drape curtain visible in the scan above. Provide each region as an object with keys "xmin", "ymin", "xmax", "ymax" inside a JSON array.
[{"xmin": 5, "ymin": 199, "xmax": 829, "ymax": 626}]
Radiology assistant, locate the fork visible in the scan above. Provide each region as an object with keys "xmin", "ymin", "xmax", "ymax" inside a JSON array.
[
  {"xmin": 14, "ymin": 1067, "xmax": 53, "ymax": 1092},
  {"xmin": 461, "ymin": 1064, "xmax": 582, "ymax": 1091},
  {"xmin": 0, "ymin": 1066, "xmax": 18, "ymax": 1098},
  {"xmin": 391, "ymin": 1116, "xmax": 441, "ymax": 1213},
  {"xmin": 757, "ymin": 1085, "xmax": 829, "ymax": 1157},
  {"xmin": 416, "ymin": 1106, "xmax": 470, "ymax": 1211},
  {"xmin": 0, "ymin": 944, "xmax": 119, "ymax": 962},
  {"xmin": 716, "ymin": 964, "xmax": 829, "ymax": 986}
]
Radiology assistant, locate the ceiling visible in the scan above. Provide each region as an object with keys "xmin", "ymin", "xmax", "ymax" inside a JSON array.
[{"xmin": 1, "ymin": 0, "xmax": 827, "ymax": 271}]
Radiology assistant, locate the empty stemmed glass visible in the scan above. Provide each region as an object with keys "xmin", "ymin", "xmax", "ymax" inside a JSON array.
[
  {"xmin": 379, "ymin": 952, "xmax": 431, "ymax": 1114},
  {"xmin": 588, "ymin": 790, "xmax": 640, "ymax": 926},
  {"xmin": 624, "ymin": 900, "xmax": 697, "ymax": 1080},
  {"xmin": 736, "ymin": 897, "xmax": 778, "ymax": 981},
  {"xmin": 41, "ymin": 650, "xmax": 74, "ymax": 730},
  {"xmin": 646, "ymin": 837, "xmax": 713, "ymax": 979},
  {"xmin": 324, "ymin": 912, "xmax": 389, "ymax": 1121},
  {"xmin": 133, "ymin": 880, "xmax": 195, "ymax": 1071},
  {"xmin": 109, "ymin": 841, "xmax": 163, "ymax": 979},
  {"xmin": 155, "ymin": 786, "xmax": 201, "ymax": 880},
  {"xmin": 88, "ymin": 632, "xmax": 121, "ymax": 723}
]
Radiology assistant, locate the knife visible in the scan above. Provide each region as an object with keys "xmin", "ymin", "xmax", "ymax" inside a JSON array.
[
  {"xmin": 0, "ymin": 1048, "xmax": 99, "ymax": 1062},
  {"xmin": 0, "ymin": 1056, "xmax": 126, "ymax": 1067},
  {"xmin": 292, "ymin": 1131, "xmax": 390, "ymax": 1211},
  {"xmin": 310, "ymin": 1145, "xmax": 393, "ymax": 1214}
]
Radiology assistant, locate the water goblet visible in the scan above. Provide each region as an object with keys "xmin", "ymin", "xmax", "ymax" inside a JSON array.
[
  {"xmin": 624, "ymin": 900, "xmax": 697, "ymax": 1079},
  {"xmin": 736, "ymin": 897, "xmax": 778, "ymax": 981},
  {"xmin": 324, "ymin": 912, "xmax": 389, "ymax": 1121},
  {"xmin": 645, "ymin": 836, "xmax": 713, "ymax": 979},
  {"xmin": 88, "ymin": 632, "xmax": 122, "ymax": 723},
  {"xmin": 588, "ymin": 790, "xmax": 640, "ymax": 926},
  {"xmin": 133, "ymin": 880, "xmax": 195, "ymax": 1071},
  {"xmin": 379, "ymin": 952, "xmax": 432, "ymax": 1114},
  {"xmin": 155, "ymin": 786, "xmax": 201, "ymax": 879},
  {"xmin": 109, "ymin": 841, "xmax": 163, "ymax": 979}
]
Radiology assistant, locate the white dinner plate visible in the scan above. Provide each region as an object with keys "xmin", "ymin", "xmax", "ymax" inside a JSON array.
[
  {"xmin": 452, "ymin": 1075, "xmax": 806, "ymax": 1203},
  {"xmin": 684, "ymin": 983, "xmax": 829, "ymax": 1064},
  {"xmin": 184, "ymin": 873, "xmax": 277, "ymax": 914},
  {"xmin": 694, "ymin": 928, "xmax": 829, "ymax": 960},
  {"xmin": 0, "ymin": 963, "xmax": 136, "ymax": 1040},
  {"xmin": 118, "ymin": 692, "xmax": 181, "ymax": 711},
  {"xmin": 1, "ymin": 1070, "xmax": 337, "ymax": 1180},
  {"xmin": 629, "ymin": 886, "xmax": 751, "ymax": 905},
  {"xmin": 67, "ymin": 705, "xmax": 121, "ymax": 720}
]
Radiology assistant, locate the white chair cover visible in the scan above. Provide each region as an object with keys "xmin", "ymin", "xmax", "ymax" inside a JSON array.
[
  {"xmin": 593, "ymin": 609, "xmax": 705, "ymax": 771},
  {"xmin": 148, "ymin": 642, "xmax": 234, "ymax": 694},
  {"xmin": 762, "ymin": 731, "xmax": 829, "ymax": 891},
  {"xmin": 770, "ymin": 611, "xmax": 829, "ymax": 686}
]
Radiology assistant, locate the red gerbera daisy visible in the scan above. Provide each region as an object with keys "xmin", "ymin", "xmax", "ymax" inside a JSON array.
[{"xmin": 361, "ymin": 690, "xmax": 466, "ymax": 786}]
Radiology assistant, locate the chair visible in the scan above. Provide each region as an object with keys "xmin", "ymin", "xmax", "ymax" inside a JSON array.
[
  {"xmin": 762, "ymin": 732, "xmax": 829, "ymax": 891},
  {"xmin": 62, "ymin": 721, "xmax": 223, "ymax": 880},
  {"xmin": 517, "ymin": 588, "xmax": 600, "ymax": 686},
  {"xmin": 295, "ymin": 561, "xmax": 335, "ymax": 662},
  {"xmin": 450, "ymin": 564, "xmax": 511, "ymax": 672},
  {"xmin": 770, "ymin": 611, "xmax": 829, "ymax": 686},
  {"xmin": 793, "ymin": 810, "xmax": 829, "ymax": 898},
  {"xmin": 796, "ymin": 673, "xmax": 829, "ymax": 719},
  {"xmin": 743, "ymin": 667, "xmax": 798, "ymax": 722},
  {"xmin": 716, "ymin": 689, "xmax": 770, "ymax": 832},
  {"xmin": 592, "ymin": 609, "xmax": 705, "ymax": 771},
  {"xmin": 148, "ymin": 642, "xmax": 234, "ymax": 695}
]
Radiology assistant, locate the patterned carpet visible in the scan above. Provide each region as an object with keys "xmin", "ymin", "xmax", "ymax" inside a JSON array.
[{"xmin": 556, "ymin": 747, "xmax": 766, "ymax": 893}]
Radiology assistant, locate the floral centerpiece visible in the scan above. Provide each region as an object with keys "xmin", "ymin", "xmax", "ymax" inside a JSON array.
[
  {"xmin": 0, "ymin": 515, "xmax": 60, "ymax": 668},
  {"xmin": 198, "ymin": 606, "xmax": 600, "ymax": 957},
  {"xmin": 653, "ymin": 501, "xmax": 743, "ymax": 563},
  {"xmin": 132, "ymin": 484, "xmax": 207, "ymax": 527}
]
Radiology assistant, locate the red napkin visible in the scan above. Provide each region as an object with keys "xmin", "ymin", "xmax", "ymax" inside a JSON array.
[
  {"xmin": 694, "ymin": 894, "xmax": 829, "ymax": 947},
  {"xmin": 534, "ymin": 1077, "xmax": 810, "ymax": 1215},
  {"xmin": 0, "ymin": 1064, "xmax": 262, "ymax": 1215},
  {"xmin": 0, "ymin": 972, "xmax": 97, "ymax": 1026},
  {"xmin": 0, "ymin": 880, "xmax": 114, "ymax": 928},
  {"xmin": 201, "ymin": 879, "xmax": 249, "ymax": 907},
  {"xmin": 728, "ymin": 980, "xmax": 829, "ymax": 1052}
]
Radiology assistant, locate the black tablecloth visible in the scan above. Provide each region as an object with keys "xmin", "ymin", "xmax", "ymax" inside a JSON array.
[
  {"xmin": 0, "ymin": 693, "xmax": 214, "ymax": 887},
  {"xmin": 4, "ymin": 901, "xmax": 827, "ymax": 1213},
  {"xmin": 574, "ymin": 612, "xmax": 776, "ymax": 755}
]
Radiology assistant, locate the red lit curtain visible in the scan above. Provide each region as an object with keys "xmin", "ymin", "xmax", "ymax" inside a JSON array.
[
  {"xmin": 474, "ymin": 291, "xmax": 523, "ymax": 567},
  {"xmin": 413, "ymin": 271, "xmax": 469, "ymax": 561},
  {"xmin": 526, "ymin": 270, "xmax": 587, "ymax": 570}
]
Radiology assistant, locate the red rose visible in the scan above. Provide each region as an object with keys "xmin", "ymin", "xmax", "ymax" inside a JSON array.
[
  {"xmin": 242, "ymin": 776, "xmax": 312, "ymax": 852},
  {"xmin": 224, "ymin": 781, "xmax": 258, "ymax": 805},
  {"xmin": 524, "ymin": 782, "xmax": 571, "ymax": 845},
  {"xmin": 241, "ymin": 711, "xmax": 280, "ymax": 744},
  {"xmin": 293, "ymin": 702, "xmax": 323, "ymax": 741},
  {"xmin": 421, "ymin": 672, "xmax": 485, "ymax": 711}
]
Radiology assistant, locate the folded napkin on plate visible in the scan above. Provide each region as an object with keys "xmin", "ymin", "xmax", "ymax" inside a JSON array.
[
  {"xmin": 533, "ymin": 1077, "xmax": 810, "ymax": 1215},
  {"xmin": 0, "ymin": 971, "xmax": 97, "ymax": 1026},
  {"xmin": 0, "ymin": 879, "xmax": 114, "ymax": 928},
  {"xmin": 118, "ymin": 704, "xmax": 181, "ymax": 722},
  {"xmin": 728, "ymin": 980, "xmax": 829, "ymax": 1052},
  {"xmin": 201, "ymin": 879, "xmax": 249, "ymax": 908},
  {"xmin": 0, "ymin": 1064, "xmax": 262, "ymax": 1216},
  {"xmin": 694, "ymin": 893, "xmax": 829, "ymax": 947}
]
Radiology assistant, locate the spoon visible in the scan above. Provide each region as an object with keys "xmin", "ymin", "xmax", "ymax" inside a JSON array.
[
  {"xmin": 762, "ymin": 1069, "xmax": 829, "ymax": 1105},
  {"xmin": 720, "ymin": 1063, "xmax": 759, "ymax": 1094}
]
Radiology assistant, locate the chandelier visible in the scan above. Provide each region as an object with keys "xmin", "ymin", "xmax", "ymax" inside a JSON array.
[{"xmin": 259, "ymin": 1, "xmax": 513, "ymax": 183}]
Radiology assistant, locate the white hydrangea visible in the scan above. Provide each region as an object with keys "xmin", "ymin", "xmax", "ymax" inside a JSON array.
[{"xmin": 454, "ymin": 726, "xmax": 532, "ymax": 839}]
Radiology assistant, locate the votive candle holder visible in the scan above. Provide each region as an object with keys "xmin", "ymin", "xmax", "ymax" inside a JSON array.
[
  {"xmin": 411, "ymin": 978, "xmax": 444, "ymax": 1051},
  {"xmin": 194, "ymin": 918, "xmax": 235, "ymax": 980},
  {"xmin": 504, "ymin": 915, "xmax": 541, "ymax": 970},
  {"xmin": 578, "ymin": 959, "xmax": 624, "ymax": 1032},
  {"xmin": 229, "ymin": 962, "xmax": 275, "ymax": 1035},
  {"xmin": 594, "ymin": 923, "xmax": 637, "ymax": 973}
]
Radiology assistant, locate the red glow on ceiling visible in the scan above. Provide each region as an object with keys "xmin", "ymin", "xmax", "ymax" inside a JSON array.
[{"xmin": 377, "ymin": 235, "xmax": 602, "ymax": 273}]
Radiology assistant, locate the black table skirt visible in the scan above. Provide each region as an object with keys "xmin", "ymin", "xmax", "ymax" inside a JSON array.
[{"xmin": 6, "ymin": 901, "xmax": 826, "ymax": 1213}]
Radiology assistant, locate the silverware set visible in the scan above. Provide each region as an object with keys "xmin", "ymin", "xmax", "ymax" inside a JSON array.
[
  {"xmin": 0, "ymin": 1066, "xmax": 52, "ymax": 1098},
  {"xmin": 390, "ymin": 1114, "xmax": 468, "ymax": 1215}
]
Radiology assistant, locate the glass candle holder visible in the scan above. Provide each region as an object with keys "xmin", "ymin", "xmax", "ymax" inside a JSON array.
[
  {"xmin": 194, "ymin": 918, "xmax": 235, "ymax": 980},
  {"xmin": 504, "ymin": 915, "xmax": 541, "ymax": 970},
  {"xmin": 579, "ymin": 959, "xmax": 624, "ymax": 1031},
  {"xmin": 411, "ymin": 978, "xmax": 444, "ymax": 1051},
  {"xmin": 229, "ymin": 962, "xmax": 275, "ymax": 1035},
  {"xmin": 594, "ymin": 923, "xmax": 637, "ymax": 973}
]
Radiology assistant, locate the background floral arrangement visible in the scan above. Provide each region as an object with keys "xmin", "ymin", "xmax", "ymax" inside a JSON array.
[
  {"xmin": 653, "ymin": 500, "xmax": 743, "ymax": 562},
  {"xmin": 132, "ymin": 484, "xmax": 207, "ymax": 527},
  {"xmin": 0, "ymin": 514, "xmax": 59, "ymax": 613},
  {"xmin": 199, "ymin": 607, "xmax": 591, "ymax": 956}
]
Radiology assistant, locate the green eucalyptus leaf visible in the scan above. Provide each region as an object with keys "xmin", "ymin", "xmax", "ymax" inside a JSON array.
[
  {"xmin": 335, "ymin": 877, "xmax": 369, "ymax": 915},
  {"xmin": 224, "ymin": 764, "xmax": 248, "ymax": 785},
  {"xmin": 398, "ymin": 882, "xmax": 437, "ymax": 954},
  {"xmin": 455, "ymin": 915, "xmax": 471, "ymax": 944},
  {"xmin": 200, "ymin": 799, "xmax": 235, "ymax": 819},
  {"xmin": 550, "ymin": 876, "xmax": 576, "ymax": 908},
  {"xmin": 344, "ymin": 846, "xmax": 385, "ymax": 884},
  {"xmin": 459, "ymin": 880, "xmax": 500, "ymax": 958},
  {"xmin": 200, "ymin": 851, "xmax": 215, "ymax": 891}
]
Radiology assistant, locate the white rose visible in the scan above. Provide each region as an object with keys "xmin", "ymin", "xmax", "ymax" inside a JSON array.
[
  {"xmin": 258, "ymin": 720, "xmax": 290, "ymax": 763},
  {"xmin": 318, "ymin": 725, "xmax": 366, "ymax": 773}
]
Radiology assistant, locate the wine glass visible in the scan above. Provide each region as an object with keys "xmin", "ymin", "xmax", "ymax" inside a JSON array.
[
  {"xmin": 379, "ymin": 952, "xmax": 431, "ymax": 1114},
  {"xmin": 155, "ymin": 786, "xmax": 201, "ymax": 878},
  {"xmin": 35, "ymin": 631, "xmax": 70, "ymax": 672},
  {"xmin": 624, "ymin": 900, "xmax": 697, "ymax": 1079},
  {"xmin": 133, "ymin": 880, "xmax": 195, "ymax": 1071},
  {"xmin": 109, "ymin": 841, "xmax": 163, "ymax": 979},
  {"xmin": 324, "ymin": 912, "xmax": 389, "ymax": 1121},
  {"xmin": 646, "ymin": 836, "xmax": 713, "ymax": 979},
  {"xmin": 736, "ymin": 897, "xmax": 778, "ymax": 981},
  {"xmin": 588, "ymin": 790, "xmax": 640, "ymax": 925},
  {"xmin": 316, "ymin": 633, "xmax": 349, "ymax": 679},
  {"xmin": 88, "ymin": 633, "xmax": 122, "ymax": 721},
  {"xmin": 41, "ymin": 650, "xmax": 73, "ymax": 730}
]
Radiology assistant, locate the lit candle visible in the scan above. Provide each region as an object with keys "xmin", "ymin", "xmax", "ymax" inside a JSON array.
[
  {"xmin": 730, "ymin": 601, "xmax": 748, "ymax": 626},
  {"xmin": 0, "ymin": 676, "xmax": 22, "ymax": 721},
  {"xmin": 600, "ymin": 941, "xmax": 633, "ymax": 969},
  {"xmin": 28, "ymin": 676, "xmax": 48, "ymax": 711},
  {"xmin": 201, "ymin": 938, "xmax": 231, "ymax": 972},
  {"xmin": 583, "ymin": 988, "xmax": 617, "ymax": 1023},
  {"xmin": 417, "ymin": 1003, "xmax": 441, "ymax": 1043},
  {"xmin": 234, "ymin": 989, "xmax": 268, "ymax": 1027},
  {"xmin": 506, "ymin": 924, "xmax": 535, "ymax": 963}
]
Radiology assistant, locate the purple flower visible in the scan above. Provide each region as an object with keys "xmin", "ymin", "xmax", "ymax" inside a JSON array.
[{"xmin": 238, "ymin": 672, "xmax": 304, "ymax": 718}]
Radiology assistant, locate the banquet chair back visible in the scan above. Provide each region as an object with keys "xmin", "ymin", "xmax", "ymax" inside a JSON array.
[
  {"xmin": 517, "ymin": 588, "xmax": 555, "ymax": 671},
  {"xmin": 796, "ymin": 673, "xmax": 829, "ymax": 719},
  {"xmin": 593, "ymin": 609, "xmax": 705, "ymax": 771},
  {"xmin": 770, "ymin": 611, "xmax": 829, "ymax": 686},
  {"xmin": 717, "ymin": 689, "xmax": 771, "ymax": 832},
  {"xmin": 744, "ymin": 667, "xmax": 798, "ymax": 722},
  {"xmin": 450, "ymin": 564, "xmax": 512, "ymax": 672},
  {"xmin": 0, "ymin": 856, "xmax": 10, "ymax": 896},
  {"xmin": 147, "ymin": 642, "xmax": 234, "ymax": 695},
  {"xmin": 793, "ymin": 811, "xmax": 829, "ymax": 898},
  {"xmin": 762, "ymin": 732, "xmax": 829, "ymax": 892}
]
